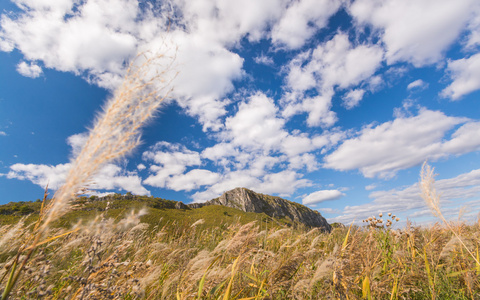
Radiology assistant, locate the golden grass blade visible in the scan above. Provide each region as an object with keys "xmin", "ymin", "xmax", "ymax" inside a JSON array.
[
  {"xmin": 197, "ymin": 256, "xmax": 220, "ymax": 300},
  {"xmin": 223, "ymin": 256, "xmax": 241, "ymax": 300},
  {"xmin": 423, "ymin": 246, "xmax": 435, "ymax": 299},
  {"xmin": 255, "ymin": 278, "xmax": 268, "ymax": 299},
  {"xmin": 362, "ymin": 275, "xmax": 371, "ymax": 300},
  {"xmin": 341, "ymin": 220, "xmax": 354, "ymax": 258},
  {"xmin": 25, "ymin": 228, "xmax": 80, "ymax": 250},
  {"xmin": 447, "ymin": 268, "xmax": 476, "ymax": 277},
  {"xmin": 390, "ymin": 276, "xmax": 398, "ymax": 300},
  {"xmin": 1, "ymin": 260, "xmax": 18, "ymax": 300},
  {"xmin": 477, "ymin": 246, "xmax": 480, "ymax": 276}
]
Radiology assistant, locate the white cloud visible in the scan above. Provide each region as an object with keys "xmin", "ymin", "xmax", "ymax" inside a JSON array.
[
  {"xmin": 191, "ymin": 170, "xmax": 261, "ymax": 202},
  {"xmin": 16, "ymin": 61, "xmax": 43, "ymax": 78},
  {"xmin": 331, "ymin": 168, "xmax": 480, "ymax": 224},
  {"xmin": 254, "ymin": 54, "xmax": 275, "ymax": 66},
  {"xmin": 179, "ymin": 0, "xmax": 286, "ymax": 45},
  {"xmin": 303, "ymin": 190, "xmax": 344, "ymax": 205},
  {"xmin": 0, "ymin": 0, "xmax": 252, "ymax": 130},
  {"xmin": 342, "ymin": 89, "xmax": 365, "ymax": 109},
  {"xmin": 283, "ymin": 32, "xmax": 383, "ymax": 126},
  {"xmin": 167, "ymin": 169, "xmax": 221, "ymax": 192},
  {"xmin": 66, "ymin": 132, "xmax": 89, "ymax": 157},
  {"xmin": 407, "ymin": 79, "xmax": 428, "ymax": 91},
  {"xmin": 6, "ymin": 162, "xmax": 149, "ymax": 195},
  {"xmin": 144, "ymin": 31, "xmax": 244, "ymax": 131},
  {"xmin": 1, "ymin": 0, "xmax": 140, "ymax": 89},
  {"xmin": 465, "ymin": 7, "xmax": 480, "ymax": 49},
  {"xmin": 260, "ymin": 170, "xmax": 311, "ymax": 196},
  {"xmin": 190, "ymin": 169, "xmax": 310, "ymax": 202},
  {"xmin": 324, "ymin": 109, "xmax": 478, "ymax": 178},
  {"xmin": 365, "ymin": 184, "xmax": 376, "ymax": 191},
  {"xmin": 271, "ymin": 0, "xmax": 343, "ymax": 49},
  {"xmin": 223, "ymin": 92, "xmax": 287, "ymax": 152},
  {"xmin": 142, "ymin": 142, "xmax": 202, "ymax": 188},
  {"xmin": 286, "ymin": 33, "xmax": 384, "ymax": 92},
  {"xmin": 349, "ymin": 0, "xmax": 478, "ymax": 66},
  {"xmin": 441, "ymin": 53, "xmax": 480, "ymax": 100},
  {"xmin": 88, "ymin": 164, "xmax": 150, "ymax": 195},
  {"xmin": 282, "ymin": 91, "xmax": 338, "ymax": 127},
  {"xmin": 7, "ymin": 163, "xmax": 71, "ymax": 190},
  {"xmin": 0, "ymin": 131, "xmax": 6, "ymax": 136}
]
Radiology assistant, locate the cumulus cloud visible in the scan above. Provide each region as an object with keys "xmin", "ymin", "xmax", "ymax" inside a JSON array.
[
  {"xmin": 330, "ymin": 168, "xmax": 480, "ymax": 224},
  {"xmin": 66, "ymin": 132, "xmax": 89, "ymax": 157},
  {"xmin": 342, "ymin": 89, "xmax": 365, "ymax": 109},
  {"xmin": 303, "ymin": 189, "xmax": 344, "ymax": 205},
  {"xmin": 144, "ymin": 31, "xmax": 244, "ymax": 131},
  {"xmin": 166, "ymin": 169, "xmax": 221, "ymax": 192},
  {"xmin": 0, "ymin": 0, "xmax": 252, "ymax": 130},
  {"xmin": 283, "ymin": 32, "xmax": 383, "ymax": 126},
  {"xmin": 7, "ymin": 163, "xmax": 71, "ymax": 190},
  {"xmin": 465, "ymin": 7, "xmax": 480, "ymax": 49},
  {"xmin": 349, "ymin": 0, "xmax": 478, "ymax": 66},
  {"xmin": 223, "ymin": 93, "xmax": 287, "ymax": 152},
  {"xmin": 142, "ymin": 142, "xmax": 203, "ymax": 188},
  {"xmin": 324, "ymin": 109, "xmax": 479, "ymax": 178},
  {"xmin": 16, "ymin": 61, "xmax": 43, "ymax": 78},
  {"xmin": 441, "ymin": 53, "xmax": 480, "ymax": 100},
  {"xmin": 6, "ymin": 162, "xmax": 149, "ymax": 195},
  {"xmin": 1, "ymin": 0, "xmax": 140, "ymax": 89},
  {"xmin": 190, "ymin": 169, "xmax": 310, "ymax": 202},
  {"xmin": 286, "ymin": 33, "xmax": 384, "ymax": 92},
  {"xmin": 271, "ymin": 0, "xmax": 343, "ymax": 49}
]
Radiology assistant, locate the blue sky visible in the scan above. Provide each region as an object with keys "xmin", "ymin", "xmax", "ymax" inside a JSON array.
[{"xmin": 1, "ymin": 0, "xmax": 480, "ymax": 225}]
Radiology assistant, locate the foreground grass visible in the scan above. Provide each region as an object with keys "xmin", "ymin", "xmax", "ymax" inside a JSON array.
[{"xmin": 0, "ymin": 197, "xmax": 479, "ymax": 299}]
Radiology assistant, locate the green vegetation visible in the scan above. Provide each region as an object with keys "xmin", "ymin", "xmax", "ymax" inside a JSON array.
[
  {"xmin": 0, "ymin": 195, "xmax": 292, "ymax": 230},
  {"xmin": 1, "ymin": 194, "xmax": 479, "ymax": 299}
]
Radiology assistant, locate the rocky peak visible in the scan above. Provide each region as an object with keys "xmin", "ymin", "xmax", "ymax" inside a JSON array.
[{"xmin": 206, "ymin": 187, "xmax": 331, "ymax": 231}]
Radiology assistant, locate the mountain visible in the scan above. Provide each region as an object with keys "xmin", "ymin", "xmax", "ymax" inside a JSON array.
[
  {"xmin": 189, "ymin": 187, "xmax": 331, "ymax": 231},
  {"xmin": 0, "ymin": 188, "xmax": 330, "ymax": 231}
]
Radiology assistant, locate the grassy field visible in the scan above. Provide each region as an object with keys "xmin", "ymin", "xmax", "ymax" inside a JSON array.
[{"xmin": 1, "ymin": 195, "xmax": 479, "ymax": 299}]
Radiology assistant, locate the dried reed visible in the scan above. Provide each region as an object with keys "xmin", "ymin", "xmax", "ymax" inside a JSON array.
[{"xmin": 1, "ymin": 51, "xmax": 176, "ymax": 299}]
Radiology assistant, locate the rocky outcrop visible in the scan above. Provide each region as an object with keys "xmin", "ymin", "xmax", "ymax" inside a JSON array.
[
  {"xmin": 193, "ymin": 188, "xmax": 331, "ymax": 231},
  {"xmin": 187, "ymin": 203, "xmax": 206, "ymax": 209},
  {"xmin": 175, "ymin": 201, "xmax": 189, "ymax": 210}
]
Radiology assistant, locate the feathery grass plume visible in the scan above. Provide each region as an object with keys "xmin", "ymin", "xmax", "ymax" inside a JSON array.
[
  {"xmin": 42, "ymin": 52, "xmax": 176, "ymax": 231},
  {"xmin": 420, "ymin": 161, "xmax": 480, "ymax": 266},
  {"xmin": 1, "ymin": 51, "xmax": 175, "ymax": 300}
]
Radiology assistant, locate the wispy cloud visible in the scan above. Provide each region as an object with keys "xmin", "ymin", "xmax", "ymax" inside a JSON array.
[{"xmin": 303, "ymin": 190, "xmax": 345, "ymax": 205}]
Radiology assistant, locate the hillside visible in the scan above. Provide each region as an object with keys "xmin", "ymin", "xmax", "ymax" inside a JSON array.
[
  {"xmin": 191, "ymin": 187, "xmax": 331, "ymax": 231},
  {"xmin": 1, "ymin": 192, "xmax": 479, "ymax": 299},
  {"xmin": 0, "ymin": 193, "xmax": 291, "ymax": 230},
  {"xmin": 0, "ymin": 188, "xmax": 330, "ymax": 231}
]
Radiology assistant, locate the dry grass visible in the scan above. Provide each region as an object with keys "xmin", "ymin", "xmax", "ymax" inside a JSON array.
[
  {"xmin": 0, "ymin": 204, "xmax": 479, "ymax": 299},
  {"xmin": 0, "ymin": 50, "xmax": 176, "ymax": 299},
  {"xmin": 1, "ymin": 36, "xmax": 478, "ymax": 298}
]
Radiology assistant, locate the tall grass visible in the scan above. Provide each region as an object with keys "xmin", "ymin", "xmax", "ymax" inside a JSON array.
[
  {"xmin": 1, "ymin": 47, "xmax": 479, "ymax": 298},
  {"xmin": 1, "ymin": 201, "xmax": 479, "ymax": 299},
  {"xmin": 0, "ymin": 51, "xmax": 176, "ymax": 299}
]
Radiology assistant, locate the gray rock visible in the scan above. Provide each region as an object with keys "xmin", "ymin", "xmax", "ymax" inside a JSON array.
[
  {"xmin": 204, "ymin": 187, "xmax": 331, "ymax": 231},
  {"xmin": 175, "ymin": 201, "xmax": 189, "ymax": 210},
  {"xmin": 187, "ymin": 203, "xmax": 205, "ymax": 209}
]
